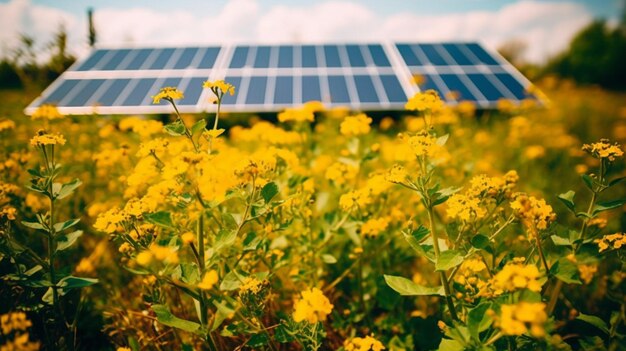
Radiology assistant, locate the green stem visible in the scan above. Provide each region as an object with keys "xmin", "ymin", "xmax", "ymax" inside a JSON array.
[
  {"xmin": 213, "ymin": 95, "xmax": 222, "ymax": 130},
  {"xmin": 197, "ymin": 214, "xmax": 208, "ymax": 328},
  {"xmin": 427, "ymin": 206, "xmax": 458, "ymax": 321}
]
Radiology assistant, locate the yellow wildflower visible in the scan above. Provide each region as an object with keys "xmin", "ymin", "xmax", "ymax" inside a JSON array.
[
  {"xmin": 484, "ymin": 262, "xmax": 542, "ymax": 296},
  {"xmin": 29, "ymin": 130, "xmax": 66, "ymax": 146},
  {"xmin": 278, "ymin": 107, "xmax": 315, "ymax": 123},
  {"xmin": 152, "ymin": 87, "xmax": 184, "ymax": 104},
  {"xmin": 0, "ymin": 119, "xmax": 16, "ymax": 132},
  {"xmin": 31, "ymin": 104, "xmax": 64, "ymax": 120},
  {"xmin": 405, "ymin": 130, "xmax": 439, "ymax": 157},
  {"xmin": 181, "ymin": 232, "xmax": 195, "ymax": 244},
  {"xmin": 510, "ymin": 194, "xmax": 556, "ymax": 232},
  {"xmin": 340, "ymin": 113, "xmax": 372, "ymax": 137},
  {"xmin": 578, "ymin": 264, "xmax": 597, "ymax": 284},
  {"xmin": 446, "ymin": 194, "xmax": 486, "ymax": 222},
  {"xmin": 198, "ymin": 270, "xmax": 219, "ymax": 290},
  {"xmin": 361, "ymin": 217, "xmax": 389, "ymax": 238},
  {"xmin": 582, "ymin": 139, "xmax": 624, "ymax": 161},
  {"xmin": 1, "ymin": 312, "xmax": 32, "ymax": 334},
  {"xmin": 343, "ymin": 334, "xmax": 385, "ymax": 351},
  {"xmin": 203, "ymin": 80, "xmax": 235, "ymax": 97},
  {"xmin": 293, "ymin": 287, "xmax": 333, "ymax": 323},
  {"xmin": 595, "ymin": 233, "xmax": 626, "ymax": 252},
  {"xmin": 239, "ymin": 277, "xmax": 264, "ymax": 295},
  {"xmin": 385, "ymin": 164, "xmax": 408, "ymax": 184},
  {"xmin": 405, "ymin": 90, "xmax": 443, "ymax": 113},
  {"xmin": 498, "ymin": 302, "xmax": 547, "ymax": 338}
]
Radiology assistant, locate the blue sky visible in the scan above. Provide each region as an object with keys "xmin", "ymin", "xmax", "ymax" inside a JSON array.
[{"xmin": 0, "ymin": 0, "xmax": 622, "ymax": 63}]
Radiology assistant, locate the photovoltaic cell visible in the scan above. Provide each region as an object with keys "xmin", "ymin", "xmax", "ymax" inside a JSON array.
[
  {"xmin": 125, "ymin": 49, "xmax": 152, "ymax": 70},
  {"xmin": 222, "ymin": 76, "xmax": 242, "ymax": 105},
  {"xmin": 173, "ymin": 47, "xmax": 199, "ymax": 69},
  {"xmin": 396, "ymin": 44, "xmax": 420, "ymax": 66},
  {"xmin": 379, "ymin": 75, "xmax": 406, "ymax": 103},
  {"xmin": 278, "ymin": 46, "xmax": 293, "ymax": 68},
  {"xmin": 97, "ymin": 79, "xmax": 131, "ymax": 106},
  {"xmin": 368, "ymin": 45, "xmax": 390, "ymax": 67},
  {"xmin": 302, "ymin": 76, "xmax": 322, "ymax": 103},
  {"xmin": 466, "ymin": 43, "xmax": 499, "ymax": 65},
  {"xmin": 346, "ymin": 45, "xmax": 366, "ymax": 67},
  {"xmin": 75, "ymin": 50, "xmax": 106, "ymax": 71},
  {"xmin": 353, "ymin": 75, "xmax": 379, "ymax": 103},
  {"xmin": 179, "ymin": 77, "xmax": 206, "ymax": 105},
  {"xmin": 66, "ymin": 79, "xmax": 105, "ymax": 106},
  {"xmin": 327, "ymin": 75, "xmax": 350, "ymax": 103},
  {"xmin": 254, "ymin": 46, "xmax": 271, "ymax": 68},
  {"xmin": 41, "ymin": 80, "xmax": 80, "ymax": 104},
  {"xmin": 100, "ymin": 49, "xmax": 130, "ymax": 70},
  {"xmin": 442, "ymin": 44, "xmax": 473, "ymax": 66},
  {"xmin": 148, "ymin": 48, "xmax": 175, "ymax": 70},
  {"xmin": 246, "ymin": 76, "xmax": 267, "ymax": 104},
  {"xmin": 274, "ymin": 76, "xmax": 293, "ymax": 104},
  {"xmin": 324, "ymin": 45, "xmax": 342, "ymax": 68},
  {"xmin": 229, "ymin": 47, "xmax": 249, "ymax": 68},
  {"xmin": 467, "ymin": 74, "xmax": 503, "ymax": 101},
  {"xmin": 439, "ymin": 74, "xmax": 480, "ymax": 101},
  {"xmin": 198, "ymin": 47, "xmax": 221, "ymax": 69},
  {"xmin": 495, "ymin": 73, "xmax": 527, "ymax": 99},
  {"xmin": 301, "ymin": 46, "xmax": 317, "ymax": 67},
  {"xmin": 419, "ymin": 44, "xmax": 448, "ymax": 66}
]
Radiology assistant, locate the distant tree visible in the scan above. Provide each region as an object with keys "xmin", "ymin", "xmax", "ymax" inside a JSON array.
[
  {"xmin": 498, "ymin": 39, "xmax": 528, "ymax": 67},
  {"xmin": 546, "ymin": 20, "xmax": 626, "ymax": 90},
  {"xmin": 46, "ymin": 24, "xmax": 76, "ymax": 80}
]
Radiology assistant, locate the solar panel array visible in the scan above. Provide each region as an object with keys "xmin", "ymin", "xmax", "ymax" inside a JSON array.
[{"xmin": 25, "ymin": 42, "xmax": 536, "ymax": 115}]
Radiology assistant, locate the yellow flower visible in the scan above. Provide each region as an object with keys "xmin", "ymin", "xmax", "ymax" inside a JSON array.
[
  {"xmin": 293, "ymin": 287, "xmax": 333, "ymax": 323},
  {"xmin": 595, "ymin": 233, "xmax": 626, "ymax": 252},
  {"xmin": 340, "ymin": 113, "xmax": 372, "ymax": 137},
  {"xmin": 135, "ymin": 251, "xmax": 153, "ymax": 266},
  {"xmin": 278, "ymin": 107, "xmax": 315, "ymax": 123},
  {"xmin": 582, "ymin": 139, "xmax": 624, "ymax": 161},
  {"xmin": 203, "ymin": 80, "xmax": 235, "ymax": 97},
  {"xmin": 1, "ymin": 312, "xmax": 32, "ymax": 334},
  {"xmin": 343, "ymin": 334, "xmax": 385, "ymax": 351},
  {"xmin": 405, "ymin": 130, "xmax": 441, "ymax": 158},
  {"xmin": 152, "ymin": 87, "xmax": 184, "ymax": 104},
  {"xmin": 361, "ymin": 217, "xmax": 389, "ymax": 238},
  {"xmin": 483, "ymin": 261, "xmax": 543, "ymax": 296},
  {"xmin": 446, "ymin": 194, "xmax": 486, "ymax": 222},
  {"xmin": 578, "ymin": 264, "xmax": 597, "ymax": 284},
  {"xmin": 31, "ymin": 104, "xmax": 64, "ymax": 120},
  {"xmin": 239, "ymin": 277, "xmax": 264, "ymax": 295},
  {"xmin": 117, "ymin": 348, "xmax": 131, "ymax": 351},
  {"xmin": 29, "ymin": 130, "xmax": 66, "ymax": 146},
  {"xmin": 498, "ymin": 302, "xmax": 547, "ymax": 338},
  {"xmin": 0, "ymin": 119, "xmax": 16, "ymax": 132},
  {"xmin": 181, "ymin": 232, "xmax": 195, "ymax": 244},
  {"xmin": 198, "ymin": 270, "xmax": 219, "ymax": 290},
  {"xmin": 405, "ymin": 90, "xmax": 444, "ymax": 113},
  {"xmin": 510, "ymin": 194, "xmax": 556, "ymax": 232}
]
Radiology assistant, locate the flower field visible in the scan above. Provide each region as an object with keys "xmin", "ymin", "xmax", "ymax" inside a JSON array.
[{"xmin": 1, "ymin": 78, "xmax": 625, "ymax": 351}]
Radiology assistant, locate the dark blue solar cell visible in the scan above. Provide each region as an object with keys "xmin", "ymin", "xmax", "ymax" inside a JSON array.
[
  {"xmin": 467, "ymin": 74, "xmax": 505, "ymax": 101},
  {"xmin": 75, "ymin": 50, "xmax": 107, "ymax": 71},
  {"xmin": 301, "ymin": 46, "xmax": 317, "ymax": 67},
  {"xmin": 246, "ymin": 76, "xmax": 267, "ymax": 104},
  {"xmin": 346, "ymin": 45, "xmax": 366, "ymax": 67},
  {"xmin": 368, "ymin": 45, "xmax": 390, "ymax": 67},
  {"xmin": 148, "ymin": 49, "xmax": 175, "ymax": 70},
  {"xmin": 419, "ymin": 74, "xmax": 445, "ymax": 98},
  {"xmin": 495, "ymin": 73, "xmax": 527, "ymax": 99},
  {"xmin": 197, "ymin": 47, "xmax": 220, "ymax": 69},
  {"xmin": 179, "ymin": 77, "xmax": 205, "ymax": 106},
  {"xmin": 465, "ymin": 43, "xmax": 499, "ymax": 65},
  {"xmin": 274, "ymin": 76, "xmax": 293, "ymax": 104},
  {"xmin": 96, "ymin": 79, "xmax": 130, "ymax": 106},
  {"xmin": 442, "ymin": 44, "xmax": 473, "ymax": 66},
  {"xmin": 302, "ymin": 76, "xmax": 321, "ymax": 102},
  {"xmin": 100, "ymin": 49, "xmax": 131, "ymax": 70},
  {"xmin": 124, "ymin": 49, "xmax": 152, "ymax": 70},
  {"xmin": 419, "ymin": 44, "xmax": 448, "ymax": 65},
  {"xmin": 324, "ymin": 45, "xmax": 342, "ymax": 67},
  {"xmin": 172, "ymin": 47, "xmax": 199, "ymax": 69},
  {"xmin": 230, "ymin": 46, "xmax": 249, "ymax": 68},
  {"xmin": 122, "ymin": 78, "xmax": 157, "ymax": 106},
  {"xmin": 396, "ymin": 44, "xmax": 420, "ymax": 66},
  {"xmin": 439, "ymin": 74, "xmax": 479, "ymax": 101},
  {"xmin": 254, "ymin": 46, "xmax": 271, "ymax": 68},
  {"xmin": 66, "ymin": 79, "xmax": 105, "ymax": 106},
  {"xmin": 353, "ymin": 75, "xmax": 379, "ymax": 103},
  {"xmin": 327, "ymin": 76, "xmax": 350, "ymax": 103},
  {"xmin": 41, "ymin": 80, "xmax": 79, "ymax": 104},
  {"xmin": 379, "ymin": 75, "xmax": 406, "ymax": 103},
  {"xmin": 278, "ymin": 46, "xmax": 293, "ymax": 68},
  {"xmin": 222, "ymin": 76, "xmax": 242, "ymax": 105}
]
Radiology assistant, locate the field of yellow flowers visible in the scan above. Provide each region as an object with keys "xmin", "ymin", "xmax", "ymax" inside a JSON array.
[{"xmin": 1, "ymin": 78, "xmax": 625, "ymax": 351}]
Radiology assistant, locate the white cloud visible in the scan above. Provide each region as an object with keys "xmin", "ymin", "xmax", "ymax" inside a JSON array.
[{"xmin": 0, "ymin": 0, "xmax": 594, "ymax": 63}]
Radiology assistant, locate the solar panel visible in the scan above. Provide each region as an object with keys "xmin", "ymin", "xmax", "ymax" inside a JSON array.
[{"xmin": 25, "ymin": 42, "xmax": 536, "ymax": 115}]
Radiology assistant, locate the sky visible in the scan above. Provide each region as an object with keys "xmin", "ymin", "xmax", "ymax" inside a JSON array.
[{"xmin": 0, "ymin": 0, "xmax": 623, "ymax": 64}]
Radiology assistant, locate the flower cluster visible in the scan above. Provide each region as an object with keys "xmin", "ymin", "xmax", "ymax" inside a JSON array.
[
  {"xmin": 582, "ymin": 139, "xmax": 624, "ymax": 161},
  {"xmin": 343, "ymin": 334, "xmax": 385, "ymax": 351},
  {"xmin": 292, "ymin": 288, "xmax": 334, "ymax": 324},
  {"xmin": 152, "ymin": 87, "xmax": 184, "ymax": 104},
  {"xmin": 278, "ymin": 107, "xmax": 315, "ymax": 123},
  {"xmin": 498, "ymin": 302, "xmax": 547, "ymax": 337},
  {"xmin": 595, "ymin": 233, "xmax": 626, "ymax": 252},
  {"xmin": 510, "ymin": 194, "xmax": 556, "ymax": 232},
  {"xmin": 340, "ymin": 113, "xmax": 372, "ymax": 137},
  {"xmin": 482, "ymin": 260, "xmax": 542, "ymax": 296},
  {"xmin": 31, "ymin": 104, "xmax": 64, "ymax": 120},
  {"xmin": 29, "ymin": 130, "xmax": 66, "ymax": 146},
  {"xmin": 405, "ymin": 90, "xmax": 444, "ymax": 113}
]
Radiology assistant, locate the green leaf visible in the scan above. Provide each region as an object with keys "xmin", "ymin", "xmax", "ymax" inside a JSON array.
[
  {"xmin": 190, "ymin": 119, "xmax": 207, "ymax": 137},
  {"xmin": 56, "ymin": 179, "xmax": 82, "ymax": 200},
  {"xmin": 438, "ymin": 339, "xmax": 464, "ymax": 351},
  {"xmin": 576, "ymin": 313, "xmax": 609, "ymax": 334},
  {"xmin": 436, "ymin": 134, "xmax": 449, "ymax": 146},
  {"xmin": 211, "ymin": 300, "xmax": 235, "ymax": 332},
  {"xmin": 261, "ymin": 182, "xmax": 279, "ymax": 203},
  {"xmin": 467, "ymin": 303, "xmax": 493, "ymax": 341},
  {"xmin": 383, "ymin": 275, "xmax": 444, "ymax": 296},
  {"xmin": 274, "ymin": 324, "xmax": 295, "ymax": 343},
  {"xmin": 56, "ymin": 230, "xmax": 83, "ymax": 251},
  {"xmin": 403, "ymin": 226, "xmax": 430, "ymax": 254},
  {"xmin": 53, "ymin": 218, "xmax": 80, "ymax": 232},
  {"xmin": 214, "ymin": 229, "xmax": 236, "ymax": 252},
  {"xmin": 593, "ymin": 199, "xmax": 626, "ymax": 215},
  {"xmin": 59, "ymin": 276, "xmax": 98, "ymax": 290},
  {"xmin": 152, "ymin": 304, "xmax": 201, "ymax": 333},
  {"xmin": 550, "ymin": 235, "xmax": 571, "ymax": 246},
  {"xmin": 247, "ymin": 333, "xmax": 269, "ymax": 347},
  {"xmin": 471, "ymin": 234, "xmax": 490, "ymax": 250},
  {"xmin": 219, "ymin": 270, "xmax": 244, "ymax": 291},
  {"xmin": 321, "ymin": 254, "xmax": 337, "ymax": 264},
  {"xmin": 550, "ymin": 258, "xmax": 581, "ymax": 284},
  {"xmin": 144, "ymin": 211, "xmax": 175, "ymax": 230},
  {"xmin": 581, "ymin": 174, "xmax": 594, "ymax": 190},
  {"xmin": 557, "ymin": 190, "xmax": 576, "ymax": 213},
  {"xmin": 164, "ymin": 120, "xmax": 186, "ymax": 136},
  {"xmin": 21, "ymin": 220, "xmax": 45, "ymax": 230},
  {"xmin": 609, "ymin": 176, "xmax": 626, "ymax": 187},
  {"xmin": 436, "ymin": 250, "xmax": 464, "ymax": 271}
]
